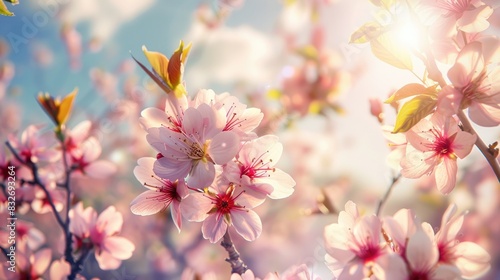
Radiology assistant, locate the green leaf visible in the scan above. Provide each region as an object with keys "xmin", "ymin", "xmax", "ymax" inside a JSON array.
[
  {"xmin": 0, "ymin": 1, "xmax": 14, "ymax": 16},
  {"xmin": 385, "ymin": 83, "xmax": 438, "ymax": 104},
  {"xmin": 5, "ymin": 0, "xmax": 19, "ymax": 4},
  {"xmin": 350, "ymin": 22, "xmax": 383, "ymax": 44},
  {"xmin": 370, "ymin": 30, "xmax": 413, "ymax": 70},
  {"xmin": 392, "ymin": 95, "xmax": 436, "ymax": 133}
]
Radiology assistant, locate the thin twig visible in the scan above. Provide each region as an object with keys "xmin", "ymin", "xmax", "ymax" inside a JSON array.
[
  {"xmin": 376, "ymin": 174, "xmax": 401, "ymax": 216},
  {"xmin": 457, "ymin": 111, "xmax": 500, "ymax": 180},
  {"xmin": 220, "ymin": 230, "xmax": 248, "ymax": 275}
]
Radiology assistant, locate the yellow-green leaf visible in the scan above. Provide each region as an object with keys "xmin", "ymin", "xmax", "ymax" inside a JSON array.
[
  {"xmin": 296, "ymin": 45, "xmax": 318, "ymax": 60},
  {"xmin": 393, "ymin": 95, "xmax": 436, "ymax": 133},
  {"xmin": 370, "ymin": 30, "xmax": 413, "ymax": 70},
  {"xmin": 0, "ymin": 1, "xmax": 14, "ymax": 16},
  {"xmin": 350, "ymin": 22, "xmax": 383, "ymax": 44},
  {"xmin": 385, "ymin": 83, "xmax": 438, "ymax": 104}
]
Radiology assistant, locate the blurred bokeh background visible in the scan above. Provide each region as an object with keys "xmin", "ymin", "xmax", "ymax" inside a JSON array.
[{"xmin": 0, "ymin": 0, "xmax": 499, "ymax": 279}]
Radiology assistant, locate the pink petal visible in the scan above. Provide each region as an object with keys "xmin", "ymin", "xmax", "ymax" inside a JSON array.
[
  {"xmin": 372, "ymin": 254, "xmax": 408, "ymax": 280},
  {"xmin": 406, "ymin": 229, "xmax": 438, "ymax": 274},
  {"xmin": 434, "ymin": 157, "xmax": 457, "ymax": 194},
  {"xmin": 437, "ymin": 86, "xmax": 462, "ymax": 116},
  {"xmin": 188, "ymin": 161, "xmax": 215, "ymax": 189},
  {"xmin": 176, "ymin": 179, "xmax": 189, "ymax": 199},
  {"xmin": 209, "ymin": 131, "xmax": 240, "ymax": 165},
  {"xmin": 182, "ymin": 107, "xmax": 204, "ymax": 137},
  {"xmin": 447, "ymin": 41, "xmax": 484, "ymax": 88},
  {"xmin": 133, "ymin": 157, "xmax": 158, "ymax": 188},
  {"xmin": 139, "ymin": 107, "xmax": 170, "ymax": 130},
  {"xmin": 70, "ymin": 120, "xmax": 91, "ymax": 144},
  {"xmin": 171, "ymin": 200, "xmax": 183, "ymax": 232},
  {"xmin": 230, "ymin": 209, "xmax": 262, "ymax": 241},
  {"xmin": 202, "ymin": 214, "xmax": 227, "ymax": 243},
  {"xmin": 468, "ymin": 102, "xmax": 500, "ymax": 127},
  {"xmin": 429, "ymin": 264, "xmax": 461, "ymax": 279},
  {"xmin": 33, "ymin": 248, "xmax": 52, "ymax": 275},
  {"xmin": 130, "ymin": 190, "xmax": 169, "ymax": 216},
  {"xmin": 255, "ymin": 168, "xmax": 295, "ymax": 199},
  {"xmin": 102, "ymin": 236, "xmax": 135, "ymax": 260},
  {"xmin": 452, "ymin": 131, "xmax": 476, "ymax": 158},
  {"xmin": 49, "ymin": 259, "xmax": 71, "ymax": 280},
  {"xmin": 452, "ymin": 242, "xmax": 491, "ymax": 278},
  {"xmin": 401, "ymin": 150, "xmax": 436, "ymax": 179},
  {"xmin": 154, "ymin": 157, "xmax": 191, "ymax": 182},
  {"xmin": 458, "ymin": 5, "xmax": 493, "ymax": 33},
  {"xmin": 181, "ymin": 193, "xmax": 212, "ymax": 222},
  {"xmin": 81, "ymin": 137, "xmax": 102, "ymax": 162},
  {"xmin": 95, "ymin": 248, "xmax": 122, "ymax": 270},
  {"xmin": 97, "ymin": 206, "xmax": 123, "ymax": 236},
  {"xmin": 85, "ymin": 160, "xmax": 117, "ymax": 179}
]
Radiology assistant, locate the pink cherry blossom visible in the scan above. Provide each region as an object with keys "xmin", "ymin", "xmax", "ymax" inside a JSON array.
[
  {"xmin": 192, "ymin": 89, "xmax": 264, "ymax": 140},
  {"xmin": 152, "ymin": 104, "xmax": 240, "ymax": 189},
  {"xmin": 442, "ymin": 41, "xmax": 500, "ymax": 126},
  {"xmin": 182, "ymin": 182, "xmax": 262, "ymax": 243},
  {"xmin": 70, "ymin": 137, "xmax": 117, "ymax": 179},
  {"xmin": 8, "ymin": 125, "xmax": 60, "ymax": 164},
  {"xmin": 433, "ymin": 204, "xmax": 491, "ymax": 278},
  {"xmin": 323, "ymin": 201, "xmax": 386, "ymax": 279},
  {"xmin": 376, "ymin": 227, "xmax": 462, "ymax": 280},
  {"xmin": 130, "ymin": 157, "xmax": 189, "ymax": 232},
  {"xmin": 424, "ymin": 0, "xmax": 493, "ymax": 33},
  {"xmin": 224, "ymin": 135, "xmax": 295, "ymax": 202},
  {"xmin": 139, "ymin": 94, "xmax": 188, "ymax": 132},
  {"xmin": 401, "ymin": 113, "xmax": 476, "ymax": 194},
  {"xmin": 6, "ymin": 242, "xmax": 52, "ymax": 280},
  {"xmin": 64, "ymin": 120, "xmax": 92, "ymax": 159},
  {"xmin": 69, "ymin": 202, "xmax": 135, "ymax": 270}
]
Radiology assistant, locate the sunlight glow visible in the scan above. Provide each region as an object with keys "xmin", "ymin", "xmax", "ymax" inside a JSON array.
[{"xmin": 394, "ymin": 21, "xmax": 422, "ymax": 50}]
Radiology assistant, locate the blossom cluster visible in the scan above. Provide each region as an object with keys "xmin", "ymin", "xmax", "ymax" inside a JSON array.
[
  {"xmin": 324, "ymin": 201, "xmax": 491, "ymax": 280},
  {"xmin": 354, "ymin": 0, "xmax": 500, "ymax": 194},
  {"xmin": 131, "ymin": 89, "xmax": 296, "ymax": 243}
]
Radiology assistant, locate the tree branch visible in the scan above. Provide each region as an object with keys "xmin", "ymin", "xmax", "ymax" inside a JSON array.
[{"xmin": 220, "ymin": 230, "xmax": 248, "ymax": 275}]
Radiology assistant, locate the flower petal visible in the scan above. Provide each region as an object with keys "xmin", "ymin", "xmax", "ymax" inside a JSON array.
[
  {"xmin": 202, "ymin": 214, "xmax": 227, "ymax": 243},
  {"xmin": 231, "ymin": 209, "xmax": 262, "ymax": 241},
  {"xmin": 130, "ymin": 190, "xmax": 169, "ymax": 216}
]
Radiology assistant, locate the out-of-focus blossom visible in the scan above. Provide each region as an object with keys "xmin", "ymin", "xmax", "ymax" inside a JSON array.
[
  {"xmin": 31, "ymin": 187, "xmax": 65, "ymax": 214},
  {"xmin": 5, "ymin": 243, "xmax": 52, "ymax": 280},
  {"xmin": 64, "ymin": 120, "xmax": 92, "ymax": 159},
  {"xmin": 60, "ymin": 24, "xmax": 82, "ymax": 70},
  {"xmin": 433, "ymin": 204, "xmax": 491, "ymax": 278},
  {"xmin": 442, "ymin": 41, "xmax": 500, "ymax": 126},
  {"xmin": 89, "ymin": 68, "xmax": 119, "ymax": 102},
  {"xmin": 8, "ymin": 125, "xmax": 60, "ymax": 164},
  {"xmin": 69, "ymin": 202, "xmax": 135, "ymax": 270},
  {"xmin": 70, "ymin": 137, "xmax": 117, "ymax": 179},
  {"xmin": 32, "ymin": 44, "xmax": 54, "ymax": 68},
  {"xmin": 382, "ymin": 125, "xmax": 407, "ymax": 171},
  {"xmin": 401, "ymin": 113, "xmax": 476, "ymax": 194},
  {"xmin": 369, "ymin": 98, "xmax": 384, "ymax": 123},
  {"xmin": 0, "ymin": 61, "xmax": 15, "ymax": 100},
  {"xmin": 423, "ymin": 0, "xmax": 493, "ymax": 33},
  {"xmin": 130, "ymin": 157, "xmax": 189, "ymax": 232},
  {"xmin": 182, "ymin": 182, "xmax": 262, "ymax": 243},
  {"xmin": 323, "ymin": 201, "xmax": 386, "ymax": 279},
  {"xmin": 224, "ymin": 135, "xmax": 295, "ymax": 203},
  {"xmin": 0, "ymin": 219, "xmax": 45, "ymax": 250}
]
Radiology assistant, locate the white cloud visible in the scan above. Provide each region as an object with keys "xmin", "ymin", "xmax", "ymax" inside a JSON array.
[
  {"xmin": 184, "ymin": 24, "xmax": 282, "ymax": 90},
  {"xmin": 51, "ymin": 0, "xmax": 156, "ymax": 39}
]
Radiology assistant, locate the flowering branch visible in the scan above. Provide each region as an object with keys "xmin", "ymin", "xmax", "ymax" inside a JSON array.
[
  {"xmin": 376, "ymin": 173, "xmax": 401, "ymax": 216},
  {"xmin": 422, "ymin": 48, "xmax": 500, "ymax": 181},
  {"xmin": 221, "ymin": 230, "xmax": 248, "ymax": 275}
]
